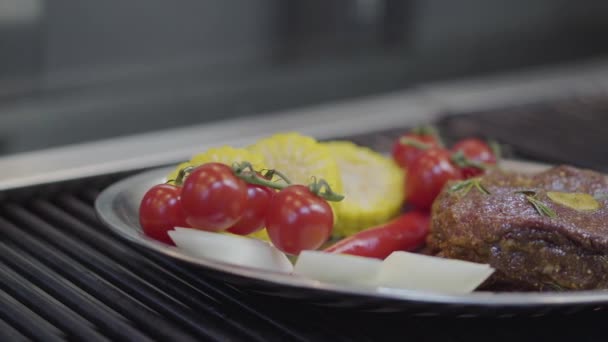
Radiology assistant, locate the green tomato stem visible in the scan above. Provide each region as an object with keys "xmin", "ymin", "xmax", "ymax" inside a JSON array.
[
  {"xmin": 411, "ymin": 125, "xmax": 438, "ymax": 137},
  {"xmin": 231, "ymin": 162, "xmax": 344, "ymax": 202},
  {"xmin": 488, "ymin": 140, "xmax": 502, "ymax": 161},
  {"xmin": 308, "ymin": 178, "xmax": 345, "ymax": 202},
  {"xmin": 399, "ymin": 137, "xmax": 432, "ymax": 150},
  {"xmin": 451, "ymin": 150, "xmax": 489, "ymax": 170},
  {"xmin": 410, "ymin": 125, "xmax": 445, "ymax": 147},
  {"xmin": 169, "ymin": 165, "xmax": 195, "ymax": 186},
  {"xmin": 236, "ymin": 170, "xmax": 286, "ymax": 191},
  {"xmin": 260, "ymin": 168, "xmax": 292, "ymax": 184}
]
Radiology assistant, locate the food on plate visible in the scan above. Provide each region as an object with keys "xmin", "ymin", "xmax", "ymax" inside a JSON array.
[
  {"xmin": 265, "ymin": 184, "xmax": 335, "ymax": 255},
  {"xmin": 168, "ymin": 227, "xmax": 293, "ymax": 273},
  {"xmin": 404, "ymin": 147, "xmax": 462, "ymax": 210},
  {"xmin": 392, "ymin": 126, "xmax": 443, "ymax": 170},
  {"xmin": 428, "ymin": 165, "xmax": 608, "ymax": 291},
  {"xmin": 141, "ymin": 146, "xmax": 345, "ymax": 254},
  {"xmin": 376, "ymin": 251, "xmax": 494, "ymax": 294},
  {"xmin": 232, "ymin": 160, "xmax": 343, "ymax": 254},
  {"xmin": 163, "ymin": 146, "xmax": 272, "ymax": 236},
  {"xmin": 226, "ymin": 183, "xmax": 275, "ymax": 235},
  {"xmin": 166, "ymin": 161, "xmax": 192, "ymax": 184},
  {"xmin": 139, "ymin": 183, "xmax": 189, "ymax": 244},
  {"xmin": 247, "ymin": 227, "xmax": 271, "ymax": 241},
  {"xmin": 450, "ymin": 138, "xmax": 498, "ymax": 178},
  {"xmin": 165, "ymin": 146, "xmax": 266, "ymax": 183},
  {"xmin": 190, "ymin": 146, "xmax": 266, "ymax": 169},
  {"xmin": 294, "ymin": 250, "xmax": 382, "ymax": 287},
  {"xmin": 248, "ymin": 132, "xmax": 342, "ymax": 192},
  {"xmin": 136, "ymin": 127, "xmax": 512, "ymax": 294},
  {"xmin": 294, "ymin": 250, "xmax": 493, "ymax": 293},
  {"xmin": 324, "ymin": 211, "xmax": 430, "ymax": 259},
  {"xmin": 247, "ymin": 132, "xmax": 343, "ymax": 224},
  {"xmin": 392, "ymin": 127, "xmax": 499, "ymax": 210},
  {"xmin": 325, "ymin": 141, "xmax": 405, "ymax": 236},
  {"xmin": 181, "ymin": 163, "xmax": 248, "ymax": 231}
]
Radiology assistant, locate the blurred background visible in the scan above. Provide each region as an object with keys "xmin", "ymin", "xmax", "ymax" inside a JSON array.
[{"xmin": 1, "ymin": 0, "xmax": 608, "ymax": 156}]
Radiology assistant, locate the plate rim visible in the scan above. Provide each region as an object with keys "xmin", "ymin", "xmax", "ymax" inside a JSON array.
[{"xmin": 95, "ymin": 159, "xmax": 608, "ymax": 308}]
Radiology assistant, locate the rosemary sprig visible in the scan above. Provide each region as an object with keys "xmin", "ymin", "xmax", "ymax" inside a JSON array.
[
  {"xmin": 542, "ymin": 282, "xmax": 565, "ymax": 291},
  {"xmin": 448, "ymin": 178, "xmax": 490, "ymax": 196},
  {"xmin": 526, "ymin": 196, "xmax": 557, "ymax": 218},
  {"xmin": 515, "ymin": 190, "xmax": 556, "ymax": 218},
  {"xmin": 448, "ymin": 180, "xmax": 472, "ymax": 193},
  {"xmin": 514, "ymin": 190, "xmax": 537, "ymax": 197}
]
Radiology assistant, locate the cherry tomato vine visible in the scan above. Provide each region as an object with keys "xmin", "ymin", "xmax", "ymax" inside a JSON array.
[{"xmin": 140, "ymin": 160, "xmax": 344, "ymax": 255}]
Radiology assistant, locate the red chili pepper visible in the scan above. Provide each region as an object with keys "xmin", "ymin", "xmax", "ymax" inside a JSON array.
[{"xmin": 324, "ymin": 211, "xmax": 430, "ymax": 259}]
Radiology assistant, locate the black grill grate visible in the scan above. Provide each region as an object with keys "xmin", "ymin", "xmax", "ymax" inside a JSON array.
[
  {"xmin": 3, "ymin": 96, "xmax": 608, "ymax": 341},
  {"xmin": 1, "ymin": 173, "xmax": 379, "ymax": 341}
]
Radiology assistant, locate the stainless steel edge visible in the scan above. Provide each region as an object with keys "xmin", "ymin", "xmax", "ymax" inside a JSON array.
[
  {"xmin": 0, "ymin": 92, "xmax": 432, "ymax": 190},
  {"xmin": 94, "ymin": 158, "xmax": 608, "ymax": 309},
  {"xmin": 1, "ymin": 59, "xmax": 608, "ymax": 191},
  {"xmin": 417, "ymin": 58, "xmax": 608, "ymax": 112}
]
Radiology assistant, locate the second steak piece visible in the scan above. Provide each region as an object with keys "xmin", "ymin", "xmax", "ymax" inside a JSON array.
[{"xmin": 427, "ymin": 165, "xmax": 608, "ymax": 291}]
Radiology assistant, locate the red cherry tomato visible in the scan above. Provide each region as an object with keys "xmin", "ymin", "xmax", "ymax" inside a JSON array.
[
  {"xmin": 139, "ymin": 184, "xmax": 188, "ymax": 244},
  {"xmin": 324, "ymin": 211, "xmax": 430, "ymax": 259},
  {"xmin": 265, "ymin": 185, "xmax": 333, "ymax": 255},
  {"xmin": 227, "ymin": 184, "xmax": 275, "ymax": 235},
  {"xmin": 392, "ymin": 133, "xmax": 441, "ymax": 170},
  {"xmin": 451, "ymin": 138, "xmax": 497, "ymax": 178},
  {"xmin": 452, "ymin": 138, "xmax": 496, "ymax": 163},
  {"xmin": 181, "ymin": 163, "xmax": 248, "ymax": 231},
  {"xmin": 405, "ymin": 148, "xmax": 462, "ymax": 210}
]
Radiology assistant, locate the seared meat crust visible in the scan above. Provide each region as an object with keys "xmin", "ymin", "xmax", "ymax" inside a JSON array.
[{"xmin": 428, "ymin": 165, "xmax": 608, "ymax": 291}]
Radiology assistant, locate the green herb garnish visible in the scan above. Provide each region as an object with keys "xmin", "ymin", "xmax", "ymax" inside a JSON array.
[
  {"xmin": 449, "ymin": 178, "xmax": 490, "ymax": 196},
  {"xmin": 515, "ymin": 190, "xmax": 556, "ymax": 218},
  {"xmin": 527, "ymin": 196, "xmax": 557, "ymax": 218},
  {"xmin": 542, "ymin": 282, "xmax": 565, "ymax": 291},
  {"xmin": 514, "ymin": 189, "xmax": 537, "ymax": 197},
  {"xmin": 451, "ymin": 151, "xmax": 489, "ymax": 171}
]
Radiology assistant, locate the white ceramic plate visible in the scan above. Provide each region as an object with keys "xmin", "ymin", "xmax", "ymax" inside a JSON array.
[{"xmin": 95, "ymin": 159, "xmax": 608, "ymax": 316}]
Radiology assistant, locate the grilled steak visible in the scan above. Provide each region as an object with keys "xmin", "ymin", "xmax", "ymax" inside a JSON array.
[{"xmin": 428, "ymin": 165, "xmax": 608, "ymax": 291}]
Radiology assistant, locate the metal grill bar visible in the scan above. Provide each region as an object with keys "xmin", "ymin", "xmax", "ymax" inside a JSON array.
[
  {"xmin": 56, "ymin": 193, "xmax": 352, "ymax": 341},
  {"xmin": 0, "ymin": 215, "xmax": 201, "ymax": 341},
  {"xmin": 0, "ymin": 259, "xmax": 109, "ymax": 342},
  {"xmin": 0, "ymin": 317, "xmax": 29, "ymax": 342},
  {"xmin": 0, "ymin": 288, "xmax": 65, "ymax": 342},
  {"xmin": 29, "ymin": 198, "xmax": 277, "ymax": 342},
  {"xmin": 0, "ymin": 241, "xmax": 153, "ymax": 342},
  {"xmin": 2, "ymin": 98, "xmax": 608, "ymax": 340}
]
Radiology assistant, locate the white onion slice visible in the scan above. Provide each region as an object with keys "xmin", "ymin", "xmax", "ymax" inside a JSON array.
[
  {"xmin": 168, "ymin": 228, "xmax": 293, "ymax": 273},
  {"xmin": 375, "ymin": 251, "xmax": 494, "ymax": 294},
  {"xmin": 294, "ymin": 250, "xmax": 382, "ymax": 287}
]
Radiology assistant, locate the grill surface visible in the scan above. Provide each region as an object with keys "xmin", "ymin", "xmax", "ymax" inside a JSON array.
[{"xmin": 3, "ymin": 96, "xmax": 608, "ymax": 341}]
